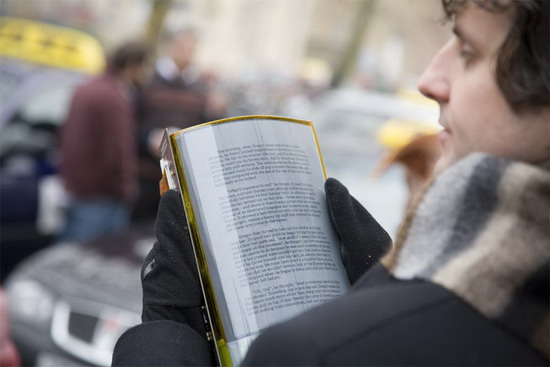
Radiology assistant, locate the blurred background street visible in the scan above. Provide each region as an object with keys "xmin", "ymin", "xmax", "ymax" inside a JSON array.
[{"xmin": 0, "ymin": 1, "xmax": 447, "ymax": 365}]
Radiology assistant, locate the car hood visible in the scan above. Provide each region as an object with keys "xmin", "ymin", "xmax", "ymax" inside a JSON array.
[{"xmin": 5, "ymin": 223, "xmax": 156, "ymax": 314}]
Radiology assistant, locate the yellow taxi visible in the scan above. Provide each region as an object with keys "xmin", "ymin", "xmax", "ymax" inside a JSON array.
[{"xmin": 0, "ymin": 16, "xmax": 104, "ymax": 74}]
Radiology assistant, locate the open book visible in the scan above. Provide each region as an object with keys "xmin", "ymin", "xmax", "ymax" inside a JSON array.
[{"xmin": 159, "ymin": 115, "xmax": 350, "ymax": 366}]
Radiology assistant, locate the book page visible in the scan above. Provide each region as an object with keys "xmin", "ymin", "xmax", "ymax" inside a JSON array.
[{"xmin": 173, "ymin": 117, "xmax": 350, "ymax": 342}]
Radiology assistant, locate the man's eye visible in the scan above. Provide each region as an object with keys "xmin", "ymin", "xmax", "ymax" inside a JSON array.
[
  {"xmin": 455, "ymin": 38, "xmax": 476, "ymax": 65},
  {"xmin": 459, "ymin": 49, "xmax": 474, "ymax": 59},
  {"xmin": 459, "ymin": 47, "xmax": 477, "ymax": 67}
]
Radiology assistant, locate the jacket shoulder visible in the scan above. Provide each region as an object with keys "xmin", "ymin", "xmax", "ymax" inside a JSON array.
[
  {"xmin": 73, "ymin": 76, "xmax": 120, "ymax": 102},
  {"xmin": 243, "ymin": 271, "xmax": 547, "ymax": 366}
]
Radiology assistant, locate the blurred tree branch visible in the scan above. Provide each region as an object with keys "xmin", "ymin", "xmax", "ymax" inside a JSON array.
[
  {"xmin": 144, "ymin": 0, "xmax": 173, "ymax": 46},
  {"xmin": 331, "ymin": 0, "xmax": 375, "ymax": 88}
]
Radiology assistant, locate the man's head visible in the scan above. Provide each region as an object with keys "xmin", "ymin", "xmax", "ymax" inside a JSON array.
[
  {"xmin": 109, "ymin": 41, "xmax": 150, "ymax": 87},
  {"xmin": 418, "ymin": 0, "xmax": 549, "ymax": 172},
  {"xmin": 109, "ymin": 42, "xmax": 150, "ymax": 86},
  {"xmin": 167, "ymin": 29, "xmax": 198, "ymax": 72}
]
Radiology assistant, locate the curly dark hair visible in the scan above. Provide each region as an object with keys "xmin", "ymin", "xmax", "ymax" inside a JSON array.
[{"xmin": 441, "ymin": 0, "xmax": 549, "ymax": 113}]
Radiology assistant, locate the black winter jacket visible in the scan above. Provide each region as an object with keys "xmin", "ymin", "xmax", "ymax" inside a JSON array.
[{"xmin": 112, "ymin": 264, "xmax": 547, "ymax": 366}]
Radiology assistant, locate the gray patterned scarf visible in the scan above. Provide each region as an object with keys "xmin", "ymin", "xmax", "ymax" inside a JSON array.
[{"xmin": 384, "ymin": 153, "xmax": 550, "ymax": 358}]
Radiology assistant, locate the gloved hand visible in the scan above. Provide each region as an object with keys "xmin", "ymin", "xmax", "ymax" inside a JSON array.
[
  {"xmin": 141, "ymin": 189, "xmax": 206, "ymax": 336},
  {"xmin": 112, "ymin": 189, "xmax": 213, "ymax": 367},
  {"xmin": 325, "ymin": 177, "xmax": 392, "ymax": 284}
]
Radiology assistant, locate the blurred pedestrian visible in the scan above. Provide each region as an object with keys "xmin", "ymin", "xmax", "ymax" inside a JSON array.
[
  {"xmin": 113, "ymin": 0, "xmax": 549, "ymax": 365},
  {"xmin": 133, "ymin": 29, "xmax": 226, "ymax": 221},
  {"xmin": 59, "ymin": 41, "xmax": 150, "ymax": 244}
]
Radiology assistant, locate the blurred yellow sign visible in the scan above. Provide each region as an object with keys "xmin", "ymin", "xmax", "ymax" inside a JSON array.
[
  {"xmin": 0, "ymin": 17, "xmax": 105, "ymax": 74},
  {"xmin": 396, "ymin": 88, "xmax": 438, "ymax": 109},
  {"xmin": 377, "ymin": 119, "xmax": 439, "ymax": 151}
]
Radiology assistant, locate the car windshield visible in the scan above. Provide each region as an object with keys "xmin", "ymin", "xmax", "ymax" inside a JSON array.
[
  {"xmin": 0, "ymin": 73, "xmax": 82, "ymax": 163},
  {"xmin": 0, "ymin": 68, "xmax": 23, "ymax": 108},
  {"xmin": 18, "ymin": 80, "xmax": 76, "ymax": 127}
]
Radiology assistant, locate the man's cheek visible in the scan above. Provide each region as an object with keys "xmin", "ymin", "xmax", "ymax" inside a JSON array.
[
  {"xmin": 434, "ymin": 138, "xmax": 457, "ymax": 173},
  {"xmin": 434, "ymin": 154, "xmax": 452, "ymax": 174}
]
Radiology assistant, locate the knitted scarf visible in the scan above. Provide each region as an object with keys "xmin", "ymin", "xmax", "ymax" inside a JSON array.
[{"xmin": 384, "ymin": 153, "xmax": 550, "ymax": 358}]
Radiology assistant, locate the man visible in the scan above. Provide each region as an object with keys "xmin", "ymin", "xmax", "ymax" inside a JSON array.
[
  {"xmin": 113, "ymin": 0, "xmax": 549, "ymax": 365},
  {"xmin": 59, "ymin": 42, "xmax": 149, "ymax": 243},
  {"xmin": 133, "ymin": 29, "xmax": 226, "ymax": 221}
]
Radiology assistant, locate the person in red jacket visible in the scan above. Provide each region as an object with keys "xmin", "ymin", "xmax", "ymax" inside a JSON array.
[{"xmin": 59, "ymin": 42, "xmax": 149, "ymax": 244}]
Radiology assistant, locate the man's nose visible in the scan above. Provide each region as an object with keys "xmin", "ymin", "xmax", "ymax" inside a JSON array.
[{"xmin": 417, "ymin": 41, "xmax": 452, "ymax": 103}]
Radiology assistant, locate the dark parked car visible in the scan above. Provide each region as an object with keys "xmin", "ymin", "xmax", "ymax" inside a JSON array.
[
  {"xmin": 1, "ymin": 17, "xmax": 150, "ymax": 367},
  {"xmin": 0, "ymin": 16, "xmax": 103, "ymax": 280},
  {"xmin": 0, "ymin": 17, "xmax": 150, "ymax": 367},
  {"xmin": 0, "ymin": 61, "xmax": 86, "ymax": 241}
]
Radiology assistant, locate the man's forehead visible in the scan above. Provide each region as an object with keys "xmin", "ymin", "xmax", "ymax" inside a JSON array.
[
  {"xmin": 452, "ymin": 2, "xmax": 513, "ymax": 51},
  {"xmin": 445, "ymin": 0, "xmax": 512, "ymax": 14}
]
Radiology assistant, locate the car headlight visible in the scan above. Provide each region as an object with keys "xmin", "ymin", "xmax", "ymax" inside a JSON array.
[{"xmin": 6, "ymin": 279, "xmax": 55, "ymax": 327}]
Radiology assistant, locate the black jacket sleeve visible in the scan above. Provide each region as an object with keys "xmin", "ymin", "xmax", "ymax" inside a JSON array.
[{"xmin": 112, "ymin": 320, "xmax": 213, "ymax": 366}]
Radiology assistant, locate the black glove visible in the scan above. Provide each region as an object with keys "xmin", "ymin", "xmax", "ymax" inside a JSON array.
[
  {"xmin": 141, "ymin": 189, "xmax": 207, "ymax": 338},
  {"xmin": 325, "ymin": 177, "xmax": 392, "ymax": 284},
  {"xmin": 112, "ymin": 189, "xmax": 214, "ymax": 367}
]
